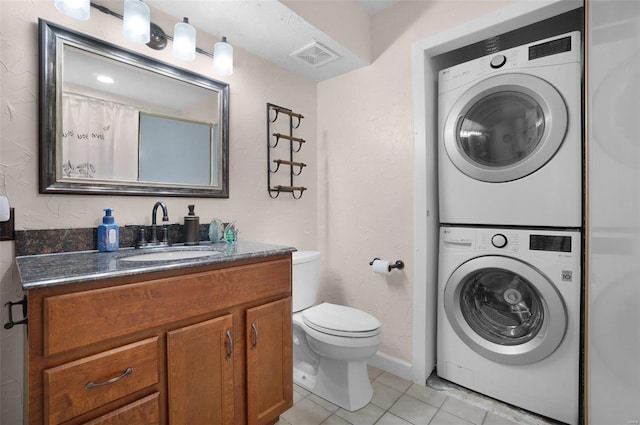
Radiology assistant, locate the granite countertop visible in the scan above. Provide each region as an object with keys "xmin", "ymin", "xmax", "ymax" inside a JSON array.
[{"xmin": 16, "ymin": 241, "xmax": 296, "ymax": 290}]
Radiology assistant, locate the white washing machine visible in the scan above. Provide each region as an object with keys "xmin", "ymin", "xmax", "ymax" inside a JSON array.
[
  {"xmin": 438, "ymin": 32, "xmax": 582, "ymax": 227},
  {"xmin": 437, "ymin": 225, "xmax": 581, "ymax": 425}
]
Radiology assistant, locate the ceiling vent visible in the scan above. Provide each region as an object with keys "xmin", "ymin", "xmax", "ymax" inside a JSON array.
[{"xmin": 290, "ymin": 41, "xmax": 340, "ymax": 67}]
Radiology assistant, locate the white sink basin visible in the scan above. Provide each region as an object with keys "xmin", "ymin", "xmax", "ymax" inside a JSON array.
[{"xmin": 120, "ymin": 250, "xmax": 221, "ymax": 262}]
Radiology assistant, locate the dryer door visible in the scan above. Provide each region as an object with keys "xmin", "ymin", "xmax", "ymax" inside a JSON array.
[
  {"xmin": 444, "ymin": 255, "xmax": 567, "ymax": 365},
  {"xmin": 443, "ymin": 73, "xmax": 568, "ymax": 182}
]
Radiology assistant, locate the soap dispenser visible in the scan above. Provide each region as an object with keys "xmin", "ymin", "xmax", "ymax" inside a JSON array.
[
  {"xmin": 97, "ymin": 208, "xmax": 119, "ymax": 252},
  {"xmin": 184, "ymin": 205, "xmax": 200, "ymax": 245}
]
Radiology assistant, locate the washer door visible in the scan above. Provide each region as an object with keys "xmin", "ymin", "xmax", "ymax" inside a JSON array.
[
  {"xmin": 444, "ymin": 256, "xmax": 567, "ymax": 365},
  {"xmin": 443, "ymin": 73, "xmax": 568, "ymax": 182}
]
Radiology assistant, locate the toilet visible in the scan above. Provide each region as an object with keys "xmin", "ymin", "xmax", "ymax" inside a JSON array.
[{"xmin": 292, "ymin": 251, "xmax": 382, "ymax": 411}]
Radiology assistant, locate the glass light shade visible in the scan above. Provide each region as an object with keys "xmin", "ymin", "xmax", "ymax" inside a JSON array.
[
  {"xmin": 213, "ymin": 37, "xmax": 233, "ymax": 76},
  {"xmin": 173, "ymin": 18, "xmax": 196, "ymax": 61},
  {"xmin": 54, "ymin": 0, "xmax": 90, "ymax": 20},
  {"xmin": 123, "ymin": 0, "xmax": 150, "ymax": 44}
]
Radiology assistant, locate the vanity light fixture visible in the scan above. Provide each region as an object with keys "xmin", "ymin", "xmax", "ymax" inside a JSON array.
[
  {"xmin": 173, "ymin": 17, "xmax": 196, "ymax": 61},
  {"xmin": 122, "ymin": 0, "xmax": 150, "ymax": 44},
  {"xmin": 54, "ymin": 1, "xmax": 234, "ymax": 75},
  {"xmin": 213, "ymin": 37, "xmax": 233, "ymax": 76},
  {"xmin": 54, "ymin": 0, "xmax": 90, "ymax": 20}
]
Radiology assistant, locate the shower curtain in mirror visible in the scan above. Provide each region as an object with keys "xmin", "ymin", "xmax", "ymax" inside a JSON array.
[{"xmin": 61, "ymin": 93, "xmax": 139, "ymax": 181}]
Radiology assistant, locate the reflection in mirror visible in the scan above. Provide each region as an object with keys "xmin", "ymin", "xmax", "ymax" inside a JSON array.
[
  {"xmin": 40, "ymin": 19, "xmax": 229, "ymax": 197},
  {"xmin": 138, "ymin": 114, "xmax": 219, "ymax": 186}
]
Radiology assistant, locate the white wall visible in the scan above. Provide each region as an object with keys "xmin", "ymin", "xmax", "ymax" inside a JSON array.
[
  {"xmin": 316, "ymin": 1, "xmax": 510, "ymax": 375},
  {"xmin": 0, "ymin": 1, "xmax": 317, "ymax": 422},
  {"xmin": 587, "ymin": 1, "xmax": 640, "ymax": 423}
]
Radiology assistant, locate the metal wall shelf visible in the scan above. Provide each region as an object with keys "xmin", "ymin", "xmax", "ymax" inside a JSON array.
[{"xmin": 267, "ymin": 103, "xmax": 308, "ymax": 199}]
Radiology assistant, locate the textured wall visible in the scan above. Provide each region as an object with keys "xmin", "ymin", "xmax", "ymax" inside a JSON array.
[
  {"xmin": 0, "ymin": 1, "xmax": 317, "ymax": 422},
  {"xmin": 0, "ymin": 0, "xmax": 517, "ymax": 421},
  {"xmin": 316, "ymin": 0, "xmax": 510, "ymax": 363}
]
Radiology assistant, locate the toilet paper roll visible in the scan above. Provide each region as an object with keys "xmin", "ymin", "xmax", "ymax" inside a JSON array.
[
  {"xmin": 0, "ymin": 196, "xmax": 9, "ymax": 222},
  {"xmin": 371, "ymin": 259, "xmax": 391, "ymax": 275}
]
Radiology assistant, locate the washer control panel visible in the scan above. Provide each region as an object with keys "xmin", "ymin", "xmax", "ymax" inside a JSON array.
[
  {"xmin": 478, "ymin": 231, "xmax": 520, "ymax": 252},
  {"xmin": 441, "ymin": 226, "xmax": 580, "ymax": 261}
]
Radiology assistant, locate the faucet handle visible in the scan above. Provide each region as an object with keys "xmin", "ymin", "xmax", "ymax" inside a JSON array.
[
  {"xmin": 137, "ymin": 226, "xmax": 147, "ymax": 247},
  {"xmin": 162, "ymin": 224, "xmax": 170, "ymax": 243}
]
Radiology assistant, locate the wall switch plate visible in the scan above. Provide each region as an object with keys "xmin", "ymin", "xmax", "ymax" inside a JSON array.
[{"xmin": 0, "ymin": 208, "xmax": 15, "ymax": 241}]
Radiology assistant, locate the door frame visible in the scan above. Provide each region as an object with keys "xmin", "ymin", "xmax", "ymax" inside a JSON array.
[{"xmin": 410, "ymin": 0, "xmax": 583, "ymax": 384}]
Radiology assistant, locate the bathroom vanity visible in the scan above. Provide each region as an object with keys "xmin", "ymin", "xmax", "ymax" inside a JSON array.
[{"xmin": 17, "ymin": 242, "xmax": 294, "ymax": 425}]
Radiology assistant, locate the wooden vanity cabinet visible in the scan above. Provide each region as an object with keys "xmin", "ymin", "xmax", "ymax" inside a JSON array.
[
  {"xmin": 246, "ymin": 298, "xmax": 293, "ymax": 425},
  {"xmin": 27, "ymin": 255, "xmax": 293, "ymax": 425}
]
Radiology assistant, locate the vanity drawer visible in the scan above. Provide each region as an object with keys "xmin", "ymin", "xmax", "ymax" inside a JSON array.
[
  {"xmin": 44, "ymin": 337, "xmax": 159, "ymax": 425},
  {"xmin": 82, "ymin": 393, "xmax": 160, "ymax": 425},
  {"xmin": 44, "ymin": 258, "xmax": 291, "ymax": 355}
]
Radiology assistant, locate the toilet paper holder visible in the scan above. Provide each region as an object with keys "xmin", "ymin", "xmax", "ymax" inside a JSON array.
[{"xmin": 369, "ymin": 258, "xmax": 404, "ymax": 272}]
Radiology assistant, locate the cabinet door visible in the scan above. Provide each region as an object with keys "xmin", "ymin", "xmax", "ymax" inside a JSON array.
[
  {"xmin": 167, "ymin": 314, "xmax": 234, "ymax": 425},
  {"xmin": 246, "ymin": 297, "xmax": 293, "ymax": 425}
]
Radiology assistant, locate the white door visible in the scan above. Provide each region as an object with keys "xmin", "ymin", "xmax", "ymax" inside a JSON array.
[
  {"xmin": 443, "ymin": 73, "xmax": 568, "ymax": 182},
  {"xmin": 444, "ymin": 256, "xmax": 567, "ymax": 365}
]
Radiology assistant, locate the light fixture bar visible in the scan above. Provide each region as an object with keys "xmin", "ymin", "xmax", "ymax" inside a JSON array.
[
  {"xmin": 89, "ymin": 2, "xmax": 217, "ymax": 59},
  {"xmin": 90, "ymin": 2, "xmax": 123, "ymax": 20}
]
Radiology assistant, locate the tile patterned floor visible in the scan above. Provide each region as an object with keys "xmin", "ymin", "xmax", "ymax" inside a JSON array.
[{"xmin": 277, "ymin": 366, "xmax": 564, "ymax": 425}]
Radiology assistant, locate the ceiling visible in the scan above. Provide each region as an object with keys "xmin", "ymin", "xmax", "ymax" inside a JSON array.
[
  {"xmin": 356, "ymin": 0, "xmax": 398, "ymax": 15},
  {"xmin": 145, "ymin": 0, "xmax": 398, "ymax": 82}
]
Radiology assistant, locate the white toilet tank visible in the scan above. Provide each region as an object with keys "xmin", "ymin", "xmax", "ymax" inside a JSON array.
[{"xmin": 292, "ymin": 251, "xmax": 320, "ymax": 313}]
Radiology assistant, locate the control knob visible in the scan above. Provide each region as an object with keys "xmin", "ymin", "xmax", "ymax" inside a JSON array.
[
  {"xmin": 490, "ymin": 54, "xmax": 507, "ymax": 69},
  {"xmin": 491, "ymin": 233, "xmax": 508, "ymax": 248}
]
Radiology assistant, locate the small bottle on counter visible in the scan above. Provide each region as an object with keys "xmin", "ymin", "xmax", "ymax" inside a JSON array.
[
  {"xmin": 209, "ymin": 218, "xmax": 222, "ymax": 243},
  {"xmin": 97, "ymin": 208, "xmax": 119, "ymax": 252},
  {"xmin": 184, "ymin": 205, "xmax": 200, "ymax": 245},
  {"xmin": 224, "ymin": 221, "xmax": 237, "ymax": 245}
]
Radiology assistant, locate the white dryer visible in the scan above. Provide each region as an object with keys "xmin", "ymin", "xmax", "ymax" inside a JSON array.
[
  {"xmin": 438, "ymin": 32, "xmax": 582, "ymax": 227},
  {"xmin": 437, "ymin": 225, "xmax": 581, "ymax": 425}
]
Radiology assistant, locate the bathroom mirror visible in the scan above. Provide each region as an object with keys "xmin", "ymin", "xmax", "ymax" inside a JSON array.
[{"xmin": 39, "ymin": 19, "xmax": 229, "ymax": 197}]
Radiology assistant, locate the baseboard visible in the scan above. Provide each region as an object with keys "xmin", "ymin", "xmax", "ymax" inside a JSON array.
[{"xmin": 368, "ymin": 351, "xmax": 414, "ymax": 382}]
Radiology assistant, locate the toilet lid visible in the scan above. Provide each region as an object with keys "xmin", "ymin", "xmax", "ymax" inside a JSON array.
[{"xmin": 302, "ymin": 303, "xmax": 381, "ymax": 338}]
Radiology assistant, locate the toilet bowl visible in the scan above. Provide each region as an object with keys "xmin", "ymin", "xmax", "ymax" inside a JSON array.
[{"xmin": 292, "ymin": 251, "xmax": 382, "ymax": 411}]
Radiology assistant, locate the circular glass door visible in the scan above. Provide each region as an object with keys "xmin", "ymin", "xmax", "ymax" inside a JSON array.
[
  {"xmin": 443, "ymin": 73, "xmax": 568, "ymax": 182},
  {"xmin": 444, "ymin": 256, "xmax": 567, "ymax": 365}
]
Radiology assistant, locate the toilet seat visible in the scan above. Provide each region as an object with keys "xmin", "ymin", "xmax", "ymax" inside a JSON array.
[{"xmin": 302, "ymin": 303, "xmax": 381, "ymax": 338}]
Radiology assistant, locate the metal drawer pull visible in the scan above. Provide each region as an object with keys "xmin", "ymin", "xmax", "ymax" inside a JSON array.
[
  {"xmin": 225, "ymin": 329, "xmax": 233, "ymax": 360},
  {"xmin": 85, "ymin": 367, "xmax": 133, "ymax": 390},
  {"xmin": 251, "ymin": 322, "xmax": 259, "ymax": 350}
]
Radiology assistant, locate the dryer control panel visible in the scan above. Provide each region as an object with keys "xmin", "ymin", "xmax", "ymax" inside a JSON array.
[{"xmin": 438, "ymin": 31, "xmax": 581, "ymax": 94}]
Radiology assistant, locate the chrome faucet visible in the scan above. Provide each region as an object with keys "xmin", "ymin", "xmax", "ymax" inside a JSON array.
[{"xmin": 149, "ymin": 201, "xmax": 170, "ymax": 246}]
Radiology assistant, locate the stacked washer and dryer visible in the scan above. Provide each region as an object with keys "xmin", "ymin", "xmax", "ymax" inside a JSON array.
[{"xmin": 436, "ymin": 32, "xmax": 582, "ymax": 425}]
